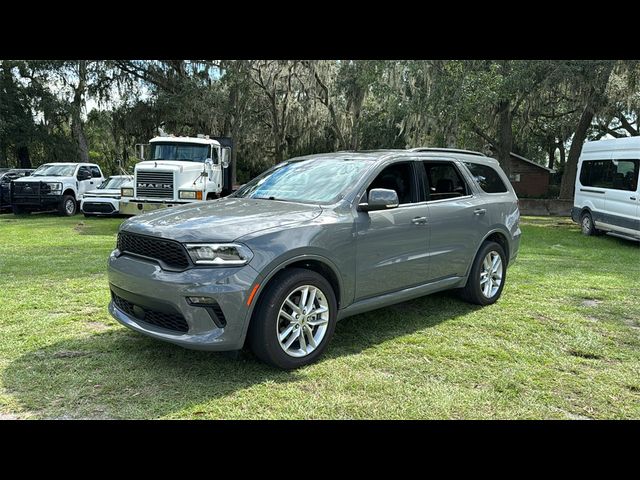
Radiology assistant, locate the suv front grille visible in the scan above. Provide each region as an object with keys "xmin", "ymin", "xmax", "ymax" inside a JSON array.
[
  {"xmin": 111, "ymin": 291, "xmax": 189, "ymax": 333},
  {"xmin": 117, "ymin": 231, "xmax": 190, "ymax": 270},
  {"xmin": 136, "ymin": 171, "xmax": 174, "ymax": 199}
]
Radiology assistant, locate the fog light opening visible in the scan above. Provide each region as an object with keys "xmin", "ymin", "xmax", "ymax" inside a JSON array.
[{"xmin": 187, "ymin": 296, "xmax": 217, "ymax": 306}]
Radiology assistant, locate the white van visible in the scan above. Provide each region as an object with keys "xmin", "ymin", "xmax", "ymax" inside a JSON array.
[{"xmin": 572, "ymin": 137, "xmax": 640, "ymax": 240}]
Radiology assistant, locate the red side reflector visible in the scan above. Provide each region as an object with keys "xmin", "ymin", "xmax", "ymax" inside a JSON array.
[{"xmin": 247, "ymin": 284, "xmax": 260, "ymax": 306}]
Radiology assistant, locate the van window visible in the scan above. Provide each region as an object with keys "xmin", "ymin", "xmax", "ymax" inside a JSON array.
[
  {"xmin": 580, "ymin": 159, "xmax": 639, "ymax": 191},
  {"xmin": 463, "ymin": 162, "xmax": 508, "ymax": 193}
]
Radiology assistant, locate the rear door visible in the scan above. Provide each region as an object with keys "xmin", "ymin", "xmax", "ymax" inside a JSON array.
[{"xmin": 420, "ymin": 160, "xmax": 489, "ymax": 280}]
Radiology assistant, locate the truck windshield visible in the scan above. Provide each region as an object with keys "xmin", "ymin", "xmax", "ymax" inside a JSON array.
[
  {"xmin": 32, "ymin": 165, "xmax": 76, "ymax": 177},
  {"xmin": 150, "ymin": 143, "xmax": 212, "ymax": 162},
  {"xmin": 233, "ymin": 158, "xmax": 371, "ymax": 205},
  {"xmin": 98, "ymin": 177, "xmax": 130, "ymax": 189}
]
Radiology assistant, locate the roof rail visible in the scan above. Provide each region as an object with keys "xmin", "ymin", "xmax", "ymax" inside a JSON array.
[{"xmin": 409, "ymin": 147, "xmax": 487, "ymax": 157}]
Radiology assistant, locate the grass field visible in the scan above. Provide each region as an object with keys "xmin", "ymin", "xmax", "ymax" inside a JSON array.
[{"xmin": 0, "ymin": 212, "xmax": 638, "ymax": 419}]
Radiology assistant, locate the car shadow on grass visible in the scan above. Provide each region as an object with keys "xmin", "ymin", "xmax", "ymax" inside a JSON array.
[{"xmin": 2, "ymin": 291, "xmax": 478, "ymax": 419}]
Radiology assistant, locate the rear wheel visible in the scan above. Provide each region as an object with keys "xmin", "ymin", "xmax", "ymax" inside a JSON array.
[
  {"xmin": 460, "ymin": 241, "xmax": 507, "ymax": 306},
  {"xmin": 248, "ymin": 268, "xmax": 337, "ymax": 370},
  {"xmin": 59, "ymin": 195, "xmax": 77, "ymax": 216},
  {"xmin": 580, "ymin": 211, "xmax": 600, "ymax": 236}
]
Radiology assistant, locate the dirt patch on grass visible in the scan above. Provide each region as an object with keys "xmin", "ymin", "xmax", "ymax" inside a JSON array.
[
  {"xmin": 85, "ymin": 321, "xmax": 109, "ymax": 332},
  {"xmin": 73, "ymin": 222, "xmax": 85, "ymax": 233},
  {"xmin": 581, "ymin": 299, "xmax": 602, "ymax": 307}
]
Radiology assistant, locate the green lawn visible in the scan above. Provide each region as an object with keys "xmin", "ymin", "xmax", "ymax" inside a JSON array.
[{"xmin": 0, "ymin": 212, "xmax": 638, "ymax": 419}]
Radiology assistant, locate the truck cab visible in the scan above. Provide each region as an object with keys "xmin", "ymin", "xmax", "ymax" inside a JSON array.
[
  {"xmin": 120, "ymin": 135, "xmax": 233, "ymax": 215},
  {"xmin": 11, "ymin": 162, "xmax": 104, "ymax": 216}
]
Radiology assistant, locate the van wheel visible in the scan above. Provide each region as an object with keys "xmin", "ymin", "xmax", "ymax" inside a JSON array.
[
  {"xmin": 460, "ymin": 241, "xmax": 507, "ymax": 306},
  {"xmin": 580, "ymin": 211, "xmax": 600, "ymax": 236},
  {"xmin": 248, "ymin": 268, "xmax": 337, "ymax": 370},
  {"xmin": 59, "ymin": 195, "xmax": 77, "ymax": 216}
]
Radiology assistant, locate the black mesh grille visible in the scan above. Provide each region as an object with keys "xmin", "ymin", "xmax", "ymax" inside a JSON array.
[
  {"xmin": 12, "ymin": 181, "xmax": 40, "ymax": 195},
  {"xmin": 83, "ymin": 202, "xmax": 116, "ymax": 213},
  {"xmin": 111, "ymin": 291, "xmax": 189, "ymax": 333},
  {"xmin": 117, "ymin": 231, "xmax": 190, "ymax": 269}
]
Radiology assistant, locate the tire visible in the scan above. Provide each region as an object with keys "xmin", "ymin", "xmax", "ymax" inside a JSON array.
[
  {"xmin": 248, "ymin": 268, "xmax": 338, "ymax": 370},
  {"xmin": 12, "ymin": 205, "xmax": 30, "ymax": 215},
  {"xmin": 580, "ymin": 211, "xmax": 600, "ymax": 236},
  {"xmin": 460, "ymin": 241, "xmax": 507, "ymax": 306},
  {"xmin": 59, "ymin": 195, "xmax": 77, "ymax": 216}
]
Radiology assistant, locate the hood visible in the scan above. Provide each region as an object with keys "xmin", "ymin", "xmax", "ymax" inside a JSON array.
[
  {"xmin": 120, "ymin": 197, "xmax": 323, "ymax": 242},
  {"xmin": 13, "ymin": 176, "xmax": 69, "ymax": 183},
  {"xmin": 83, "ymin": 188, "xmax": 121, "ymax": 197},
  {"xmin": 136, "ymin": 160, "xmax": 205, "ymax": 173}
]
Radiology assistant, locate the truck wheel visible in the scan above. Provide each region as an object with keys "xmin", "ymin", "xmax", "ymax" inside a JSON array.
[
  {"xmin": 59, "ymin": 195, "xmax": 77, "ymax": 216},
  {"xmin": 459, "ymin": 241, "xmax": 507, "ymax": 306},
  {"xmin": 248, "ymin": 268, "xmax": 337, "ymax": 370},
  {"xmin": 12, "ymin": 205, "xmax": 30, "ymax": 215},
  {"xmin": 580, "ymin": 211, "xmax": 600, "ymax": 236}
]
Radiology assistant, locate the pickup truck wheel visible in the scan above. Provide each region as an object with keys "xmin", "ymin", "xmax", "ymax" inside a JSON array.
[
  {"xmin": 460, "ymin": 241, "xmax": 507, "ymax": 306},
  {"xmin": 59, "ymin": 195, "xmax": 77, "ymax": 216},
  {"xmin": 12, "ymin": 205, "xmax": 30, "ymax": 215},
  {"xmin": 248, "ymin": 268, "xmax": 337, "ymax": 370}
]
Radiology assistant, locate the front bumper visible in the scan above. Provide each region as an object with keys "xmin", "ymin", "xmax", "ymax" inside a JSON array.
[
  {"xmin": 11, "ymin": 194, "xmax": 62, "ymax": 207},
  {"xmin": 119, "ymin": 199, "xmax": 191, "ymax": 216},
  {"xmin": 107, "ymin": 250, "xmax": 261, "ymax": 351},
  {"xmin": 81, "ymin": 197, "xmax": 119, "ymax": 215}
]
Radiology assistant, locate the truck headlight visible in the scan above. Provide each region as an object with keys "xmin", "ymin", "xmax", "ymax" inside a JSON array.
[
  {"xmin": 185, "ymin": 243, "xmax": 253, "ymax": 266},
  {"xmin": 179, "ymin": 190, "xmax": 203, "ymax": 200},
  {"xmin": 121, "ymin": 187, "xmax": 134, "ymax": 197},
  {"xmin": 43, "ymin": 182, "xmax": 62, "ymax": 194}
]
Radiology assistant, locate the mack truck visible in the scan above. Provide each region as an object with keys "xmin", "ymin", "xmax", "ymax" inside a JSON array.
[{"xmin": 120, "ymin": 135, "xmax": 234, "ymax": 215}]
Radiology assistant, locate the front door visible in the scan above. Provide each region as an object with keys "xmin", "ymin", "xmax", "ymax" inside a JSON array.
[
  {"xmin": 76, "ymin": 166, "xmax": 96, "ymax": 196},
  {"xmin": 354, "ymin": 161, "xmax": 430, "ymax": 300}
]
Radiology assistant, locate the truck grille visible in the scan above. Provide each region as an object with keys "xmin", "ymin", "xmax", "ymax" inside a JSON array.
[
  {"xmin": 136, "ymin": 171, "xmax": 174, "ymax": 199},
  {"xmin": 117, "ymin": 231, "xmax": 190, "ymax": 270},
  {"xmin": 111, "ymin": 290, "xmax": 189, "ymax": 333},
  {"xmin": 12, "ymin": 181, "xmax": 40, "ymax": 196}
]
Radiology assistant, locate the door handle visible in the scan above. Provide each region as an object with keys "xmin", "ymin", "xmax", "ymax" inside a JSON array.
[
  {"xmin": 631, "ymin": 196, "xmax": 637, "ymax": 201},
  {"xmin": 411, "ymin": 216, "xmax": 428, "ymax": 225},
  {"xmin": 474, "ymin": 208, "xmax": 487, "ymax": 216}
]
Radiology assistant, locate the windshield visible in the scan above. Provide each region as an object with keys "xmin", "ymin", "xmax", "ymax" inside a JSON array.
[
  {"xmin": 98, "ymin": 177, "xmax": 130, "ymax": 189},
  {"xmin": 233, "ymin": 158, "xmax": 371, "ymax": 204},
  {"xmin": 32, "ymin": 164, "xmax": 76, "ymax": 177},
  {"xmin": 150, "ymin": 142, "xmax": 212, "ymax": 162}
]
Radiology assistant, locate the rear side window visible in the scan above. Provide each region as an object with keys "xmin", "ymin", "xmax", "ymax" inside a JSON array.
[
  {"xmin": 464, "ymin": 162, "xmax": 508, "ymax": 193},
  {"xmin": 580, "ymin": 159, "xmax": 639, "ymax": 191},
  {"xmin": 422, "ymin": 162, "xmax": 469, "ymax": 201}
]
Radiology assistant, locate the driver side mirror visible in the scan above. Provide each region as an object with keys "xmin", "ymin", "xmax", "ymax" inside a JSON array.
[
  {"xmin": 221, "ymin": 147, "xmax": 231, "ymax": 168},
  {"xmin": 358, "ymin": 188, "xmax": 399, "ymax": 211}
]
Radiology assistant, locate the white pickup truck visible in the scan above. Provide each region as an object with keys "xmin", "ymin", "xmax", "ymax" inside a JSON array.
[{"xmin": 11, "ymin": 162, "xmax": 105, "ymax": 216}]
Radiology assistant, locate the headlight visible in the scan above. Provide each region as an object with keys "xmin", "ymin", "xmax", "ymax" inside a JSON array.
[
  {"xmin": 121, "ymin": 187, "xmax": 133, "ymax": 197},
  {"xmin": 185, "ymin": 243, "xmax": 253, "ymax": 266},
  {"xmin": 179, "ymin": 190, "xmax": 202, "ymax": 200},
  {"xmin": 43, "ymin": 182, "xmax": 62, "ymax": 194}
]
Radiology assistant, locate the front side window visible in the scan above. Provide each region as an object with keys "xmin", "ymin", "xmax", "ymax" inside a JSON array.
[
  {"xmin": 422, "ymin": 162, "xmax": 469, "ymax": 200},
  {"xmin": 150, "ymin": 143, "xmax": 213, "ymax": 163},
  {"xmin": 90, "ymin": 166, "xmax": 102, "ymax": 178},
  {"xmin": 365, "ymin": 162, "xmax": 417, "ymax": 205},
  {"xmin": 580, "ymin": 159, "xmax": 639, "ymax": 191},
  {"xmin": 464, "ymin": 162, "xmax": 508, "ymax": 193},
  {"xmin": 234, "ymin": 157, "xmax": 371, "ymax": 205},
  {"xmin": 32, "ymin": 164, "xmax": 76, "ymax": 177}
]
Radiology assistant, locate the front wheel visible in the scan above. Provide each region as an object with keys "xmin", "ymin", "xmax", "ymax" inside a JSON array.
[
  {"xmin": 460, "ymin": 241, "xmax": 507, "ymax": 306},
  {"xmin": 248, "ymin": 268, "xmax": 337, "ymax": 370},
  {"xmin": 59, "ymin": 195, "xmax": 77, "ymax": 216}
]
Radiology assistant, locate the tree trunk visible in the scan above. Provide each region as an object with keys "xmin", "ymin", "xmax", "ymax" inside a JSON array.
[
  {"xmin": 559, "ymin": 104, "xmax": 596, "ymax": 199},
  {"xmin": 71, "ymin": 60, "xmax": 90, "ymax": 163},
  {"xmin": 558, "ymin": 141, "xmax": 566, "ymax": 167},
  {"xmin": 495, "ymin": 100, "xmax": 513, "ymax": 178},
  {"xmin": 17, "ymin": 145, "xmax": 31, "ymax": 168},
  {"xmin": 548, "ymin": 144, "xmax": 555, "ymax": 170}
]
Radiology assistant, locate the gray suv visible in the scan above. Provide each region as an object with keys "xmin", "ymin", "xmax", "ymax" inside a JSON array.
[{"xmin": 108, "ymin": 148, "xmax": 521, "ymax": 369}]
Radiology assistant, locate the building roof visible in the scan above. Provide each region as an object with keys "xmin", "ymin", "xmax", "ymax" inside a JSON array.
[{"xmin": 509, "ymin": 152, "xmax": 555, "ymax": 173}]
